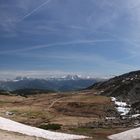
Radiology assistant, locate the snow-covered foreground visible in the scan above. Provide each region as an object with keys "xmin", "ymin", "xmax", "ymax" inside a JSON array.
[
  {"xmin": 0, "ymin": 117, "xmax": 88, "ymax": 140},
  {"xmin": 108, "ymin": 127, "xmax": 140, "ymax": 140}
]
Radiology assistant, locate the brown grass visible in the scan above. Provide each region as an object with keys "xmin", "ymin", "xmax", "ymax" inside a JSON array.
[{"xmin": 0, "ymin": 91, "xmax": 123, "ymax": 139}]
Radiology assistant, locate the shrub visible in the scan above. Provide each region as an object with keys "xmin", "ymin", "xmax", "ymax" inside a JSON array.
[{"xmin": 39, "ymin": 123, "xmax": 61, "ymax": 130}]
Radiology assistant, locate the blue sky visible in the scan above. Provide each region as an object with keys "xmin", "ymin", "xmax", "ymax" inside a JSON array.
[{"xmin": 0, "ymin": 0, "xmax": 140, "ymax": 79}]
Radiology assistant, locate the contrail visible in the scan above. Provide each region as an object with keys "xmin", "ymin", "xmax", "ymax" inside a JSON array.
[
  {"xmin": 18, "ymin": 39, "xmax": 116, "ymax": 52},
  {"xmin": 0, "ymin": 39, "xmax": 117, "ymax": 55},
  {"xmin": 19, "ymin": 0, "xmax": 51, "ymax": 22},
  {"xmin": 0, "ymin": 39, "xmax": 139, "ymax": 55},
  {"xmin": 32, "ymin": 39, "xmax": 117, "ymax": 50}
]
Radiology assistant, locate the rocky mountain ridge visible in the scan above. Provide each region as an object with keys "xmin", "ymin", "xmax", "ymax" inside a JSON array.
[{"xmin": 88, "ymin": 70, "xmax": 140, "ymax": 116}]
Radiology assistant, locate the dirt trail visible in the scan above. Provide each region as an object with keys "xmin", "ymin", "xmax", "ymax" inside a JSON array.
[{"xmin": 47, "ymin": 97, "xmax": 67, "ymax": 110}]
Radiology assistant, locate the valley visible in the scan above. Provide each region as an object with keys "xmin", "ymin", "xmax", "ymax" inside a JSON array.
[
  {"xmin": 1, "ymin": 70, "xmax": 140, "ymax": 139},
  {"xmin": 0, "ymin": 90, "xmax": 132, "ymax": 140}
]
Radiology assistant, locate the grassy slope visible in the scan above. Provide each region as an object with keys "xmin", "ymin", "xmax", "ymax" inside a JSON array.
[{"xmin": 0, "ymin": 91, "xmax": 131, "ymax": 139}]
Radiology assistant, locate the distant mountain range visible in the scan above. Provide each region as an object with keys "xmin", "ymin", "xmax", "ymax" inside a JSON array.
[{"xmin": 0, "ymin": 75, "xmax": 104, "ymax": 92}]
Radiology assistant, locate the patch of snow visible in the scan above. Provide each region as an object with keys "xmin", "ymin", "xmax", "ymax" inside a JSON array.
[
  {"xmin": 86, "ymin": 76, "xmax": 90, "ymax": 79},
  {"xmin": 105, "ymin": 117, "xmax": 116, "ymax": 120},
  {"xmin": 5, "ymin": 111, "xmax": 14, "ymax": 116},
  {"xmin": 131, "ymin": 114, "xmax": 140, "ymax": 118},
  {"xmin": 117, "ymin": 107, "xmax": 130, "ymax": 116},
  {"xmin": 108, "ymin": 127, "xmax": 140, "ymax": 140},
  {"xmin": 111, "ymin": 97, "xmax": 131, "ymax": 116},
  {"xmin": 130, "ymin": 78, "xmax": 134, "ymax": 80},
  {"xmin": 0, "ymin": 117, "xmax": 88, "ymax": 140},
  {"xmin": 126, "ymin": 78, "xmax": 130, "ymax": 80},
  {"xmin": 12, "ymin": 79, "xmax": 20, "ymax": 82},
  {"xmin": 111, "ymin": 97, "xmax": 116, "ymax": 102},
  {"xmin": 134, "ymin": 124, "xmax": 140, "ymax": 127},
  {"xmin": 115, "ymin": 101, "xmax": 127, "ymax": 107}
]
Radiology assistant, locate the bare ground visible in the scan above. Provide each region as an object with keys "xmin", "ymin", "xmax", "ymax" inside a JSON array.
[{"xmin": 0, "ymin": 129, "xmax": 45, "ymax": 140}]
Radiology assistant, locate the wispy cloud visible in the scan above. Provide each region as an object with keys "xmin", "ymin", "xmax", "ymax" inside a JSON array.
[
  {"xmin": 8, "ymin": 46, "xmax": 138, "ymax": 78},
  {"xmin": 19, "ymin": 0, "xmax": 52, "ymax": 22},
  {"xmin": 0, "ymin": 39, "xmax": 116, "ymax": 55},
  {"xmin": 0, "ymin": 37, "xmax": 138, "ymax": 59}
]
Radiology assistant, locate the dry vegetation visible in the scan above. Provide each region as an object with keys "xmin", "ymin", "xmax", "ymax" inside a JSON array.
[
  {"xmin": 0, "ymin": 91, "xmax": 130, "ymax": 139},
  {"xmin": 0, "ymin": 129, "xmax": 46, "ymax": 140}
]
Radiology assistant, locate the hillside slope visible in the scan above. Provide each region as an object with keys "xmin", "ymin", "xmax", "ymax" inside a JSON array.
[{"xmin": 88, "ymin": 70, "xmax": 140, "ymax": 102}]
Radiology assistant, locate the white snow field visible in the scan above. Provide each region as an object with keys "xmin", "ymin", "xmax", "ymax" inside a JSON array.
[
  {"xmin": 108, "ymin": 127, "xmax": 140, "ymax": 140},
  {"xmin": 0, "ymin": 117, "xmax": 88, "ymax": 140}
]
